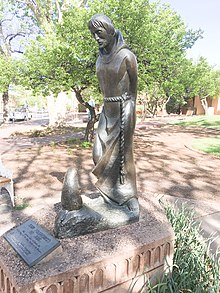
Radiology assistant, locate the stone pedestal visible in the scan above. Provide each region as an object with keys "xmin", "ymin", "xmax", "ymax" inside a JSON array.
[{"xmin": 0, "ymin": 196, "xmax": 174, "ymax": 293}]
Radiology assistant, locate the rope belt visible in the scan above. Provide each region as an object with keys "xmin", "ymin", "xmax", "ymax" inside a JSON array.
[{"xmin": 104, "ymin": 93, "xmax": 131, "ymax": 185}]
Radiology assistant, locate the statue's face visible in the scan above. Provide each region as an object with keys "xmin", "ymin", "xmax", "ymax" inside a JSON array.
[{"xmin": 91, "ymin": 27, "xmax": 114, "ymax": 51}]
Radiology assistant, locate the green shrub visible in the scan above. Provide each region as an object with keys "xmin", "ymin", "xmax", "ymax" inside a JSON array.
[{"xmin": 138, "ymin": 203, "xmax": 220, "ymax": 292}]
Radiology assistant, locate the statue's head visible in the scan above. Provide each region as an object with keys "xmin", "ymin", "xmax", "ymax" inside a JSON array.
[
  {"xmin": 88, "ymin": 14, "xmax": 115, "ymax": 35},
  {"xmin": 88, "ymin": 14, "xmax": 116, "ymax": 52}
]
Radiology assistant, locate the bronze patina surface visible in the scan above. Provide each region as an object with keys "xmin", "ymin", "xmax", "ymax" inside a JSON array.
[{"xmin": 55, "ymin": 15, "xmax": 139, "ymax": 238}]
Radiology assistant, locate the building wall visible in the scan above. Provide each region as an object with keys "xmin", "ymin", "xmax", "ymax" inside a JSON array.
[
  {"xmin": 212, "ymin": 98, "xmax": 220, "ymax": 115},
  {"xmin": 193, "ymin": 96, "xmax": 220, "ymax": 115},
  {"xmin": 194, "ymin": 96, "xmax": 205, "ymax": 115}
]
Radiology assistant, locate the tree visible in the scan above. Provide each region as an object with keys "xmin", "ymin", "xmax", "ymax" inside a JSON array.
[
  {"xmin": 165, "ymin": 58, "xmax": 195, "ymax": 114},
  {"xmin": 86, "ymin": 0, "xmax": 202, "ymax": 116},
  {"xmin": 0, "ymin": 0, "xmax": 82, "ymax": 120},
  {"xmin": 213, "ymin": 69, "xmax": 220, "ymax": 99},
  {"xmin": 17, "ymin": 0, "xmax": 203, "ymax": 129},
  {"xmin": 0, "ymin": 55, "xmax": 15, "ymax": 117},
  {"xmin": 190, "ymin": 57, "xmax": 219, "ymax": 114},
  {"xmin": 12, "ymin": 0, "xmax": 99, "ymax": 132},
  {"xmin": 16, "ymin": 3, "xmax": 99, "ymax": 134},
  {"xmin": 0, "ymin": 0, "xmax": 37, "ymax": 119},
  {"xmin": 10, "ymin": 0, "xmax": 75, "ymax": 32},
  {"xmin": 27, "ymin": 2, "xmax": 200, "ymax": 84}
]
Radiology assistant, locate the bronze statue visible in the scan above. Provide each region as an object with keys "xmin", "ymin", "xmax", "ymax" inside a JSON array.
[
  {"xmin": 89, "ymin": 14, "xmax": 139, "ymax": 212},
  {"xmin": 54, "ymin": 15, "xmax": 139, "ymax": 238}
]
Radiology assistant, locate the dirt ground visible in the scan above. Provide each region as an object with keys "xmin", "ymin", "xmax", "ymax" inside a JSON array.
[{"xmin": 1, "ymin": 117, "xmax": 220, "ymax": 234}]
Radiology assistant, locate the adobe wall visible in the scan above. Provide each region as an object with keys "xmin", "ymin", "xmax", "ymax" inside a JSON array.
[
  {"xmin": 194, "ymin": 96, "xmax": 205, "ymax": 115},
  {"xmin": 212, "ymin": 98, "xmax": 220, "ymax": 115}
]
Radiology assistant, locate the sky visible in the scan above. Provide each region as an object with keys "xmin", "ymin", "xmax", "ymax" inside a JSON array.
[{"xmin": 157, "ymin": 0, "xmax": 220, "ymax": 68}]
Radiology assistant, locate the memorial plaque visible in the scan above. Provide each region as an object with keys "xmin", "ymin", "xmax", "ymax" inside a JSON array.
[{"xmin": 4, "ymin": 219, "xmax": 60, "ymax": 267}]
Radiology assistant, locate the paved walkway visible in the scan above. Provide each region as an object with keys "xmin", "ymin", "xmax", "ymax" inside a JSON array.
[
  {"xmin": 0, "ymin": 117, "xmax": 219, "ymax": 259},
  {"xmin": 0, "ymin": 119, "xmax": 84, "ymax": 154}
]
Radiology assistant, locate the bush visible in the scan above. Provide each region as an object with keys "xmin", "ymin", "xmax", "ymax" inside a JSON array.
[{"xmin": 141, "ymin": 203, "xmax": 220, "ymax": 292}]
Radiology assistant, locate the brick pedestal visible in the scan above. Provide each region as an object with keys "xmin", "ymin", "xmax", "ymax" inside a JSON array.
[{"xmin": 0, "ymin": 197, "xmax": 174, "ymax": 293}]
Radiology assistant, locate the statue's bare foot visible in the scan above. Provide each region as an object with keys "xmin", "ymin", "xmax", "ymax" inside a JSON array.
[{"xmin": 125, "ymin": 198, "xmax": 140, "ymax": 215}]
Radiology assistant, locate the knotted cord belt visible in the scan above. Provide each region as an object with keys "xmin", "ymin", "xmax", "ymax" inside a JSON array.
[{"xmin": 104, "ymin": 93, "xmax": 131, "ymax": 185}]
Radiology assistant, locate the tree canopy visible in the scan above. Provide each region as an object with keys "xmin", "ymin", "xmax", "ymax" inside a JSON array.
[
  {"xmin": 17, "ymin": 0, "xmax": 203, "ymax": 103},
  {"xmin": 2, "ymin": 0, "xmax": 220, "ymax": 120}
]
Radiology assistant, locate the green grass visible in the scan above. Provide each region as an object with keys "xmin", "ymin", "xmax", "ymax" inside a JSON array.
[
  {"xmin": 135, "ymin": 203, "xmax": 220, "ymax": 292},
  {"xmin": 15, "ymin": 202, "xmax": 31, "ymax": 210},
  {"xmin": 14, "ymin": 197, "xmax": 31, "ymax": 210},
  {"xmin": 80, "ymin": 141, "xmax": 92, "ymax": 148},
  {"xmin": 172, "ymin": 115, "xmax": 220, "ymax": 157},
  {"xmin": 15, "ymin": 203, "xmax": 30, "ymax": 210},
  {"xmin": 173, "ymin": 115, "xmax": 220, "ymax": 130},
  {"xmin": 60, "ymin": 138, "xmax": 92, "ymax": 149},
  {"xmin": 192, "ymin": 136, "xmax": 220, "ymax": 157}
]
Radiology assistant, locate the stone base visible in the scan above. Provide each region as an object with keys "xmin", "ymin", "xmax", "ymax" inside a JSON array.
[
  {"xmin": 54, "ymin": 195, "xmax": 139, "ymax": 238},
  {"xmin": 0, "ymin": 196, "xmax": 175, "ymax": 293}
]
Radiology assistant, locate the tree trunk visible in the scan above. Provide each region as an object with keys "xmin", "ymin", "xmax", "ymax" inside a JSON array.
[
  {"xmin": 160, "ymin": 96, "xmax": 170, "ymax": 117},
  {"xmin": 47, "ymin": 93, "xmax": 58, "ymax": 126},
  {"xmin": 142, "ymin": 101, "xmax": 147, "ymax": 121},
  {"xmin": 73, "ymin": 88, "xmax": 98, "ymax": 142},
  {"xmin": 2, "ymin": 87, "xmax": 10, "ymax": 121},
  {"xmin": 201, "ymin": 98, "xmax": 209, "ymax": 115}
]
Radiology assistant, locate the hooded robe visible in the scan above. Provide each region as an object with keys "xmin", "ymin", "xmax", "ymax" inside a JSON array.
[{"xmin": 92, "ymin": 30, "xmax": 137, "ymax": 206}]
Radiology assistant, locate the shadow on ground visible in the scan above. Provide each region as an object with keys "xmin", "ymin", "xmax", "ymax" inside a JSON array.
[
  {"xmin": 1, "ymin": 123, "xmax": 220, "ymax": 234},
  {"xmin": 135, "ymin": 125, "xmax": 220, "ymax": 202}
]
